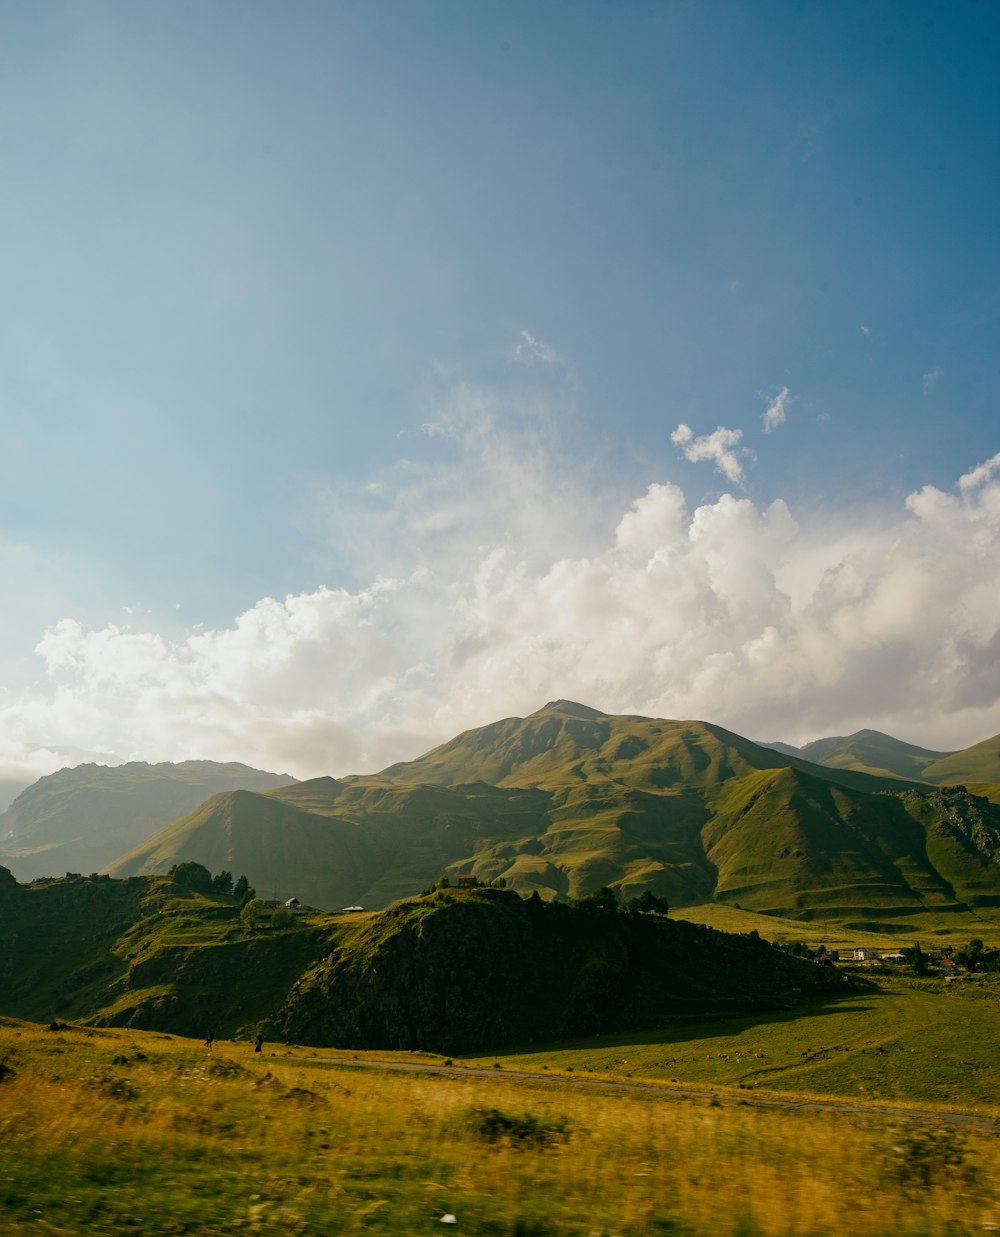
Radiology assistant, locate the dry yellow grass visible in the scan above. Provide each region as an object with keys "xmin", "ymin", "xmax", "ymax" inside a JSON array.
[{"xmin": 2, "ymin": 1018, "xmax": 999, "ymax": 1235}]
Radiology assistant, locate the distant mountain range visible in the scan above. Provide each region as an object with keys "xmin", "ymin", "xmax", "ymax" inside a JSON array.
[
  {"xmin": 0, "ymin": 760, "xmax": 297, "ymax": 880},
  {"xmin": 760, "ymin": 728, "xmax": 1000, "ymax": 785},
  {"xmin": 97, "ymin": 701, "xmax": 1000, "ymax": 927}
]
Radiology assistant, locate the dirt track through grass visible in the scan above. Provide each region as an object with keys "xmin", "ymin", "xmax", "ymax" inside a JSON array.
[{"xmin": 298, "ymin": 1054, "xmax": 1000, "ymax": 1133}]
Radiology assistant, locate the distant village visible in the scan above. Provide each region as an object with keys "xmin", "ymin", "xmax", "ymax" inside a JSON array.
[{"xmin": 784, "ymin": 939, "xmax": 995, "ymax": 975}]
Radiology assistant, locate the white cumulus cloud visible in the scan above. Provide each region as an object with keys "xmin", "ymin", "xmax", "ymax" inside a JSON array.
[
  {"xmin": 2, "ymin": 386, "xmax": 1000, "ymax": 786},
  {"xmin": 958, "ymin": 451, "xmax": 1000, "ymax": 493}
]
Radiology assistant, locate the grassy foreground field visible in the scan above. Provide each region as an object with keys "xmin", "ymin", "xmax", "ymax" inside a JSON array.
[{"xmin": 4, "ymin": 999, "xmax": 1000, "ymax": 1237}]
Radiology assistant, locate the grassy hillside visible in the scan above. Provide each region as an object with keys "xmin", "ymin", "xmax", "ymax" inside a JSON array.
[
  {"xmin": 279, "ymin": 885, "xmax": 841, "ymax": 1053},
  {"xmin": 108, "ymin": 778, "xmax": 554, "ymax": 907},
  {"xmin": 923, "ymin": 733, "xmax": 1000, "ymax": 786},
  {"xmin": 490, "ymin": 972, "xmax": 1000, "ymax": 1113},
  {"xmin": 0, "ymin": 759, "xmax": 297, "ymax": 881},
  {"xmin": 0, "ymin": 867, "xmax": 346, "ymax": 1037},
  {"xmin": 703, "ymin": 767, "xmax": 957, "ymax": 919},
  {"xmin": 0, "ymin": 871, "xmax": 839, "ymax": 1054}
]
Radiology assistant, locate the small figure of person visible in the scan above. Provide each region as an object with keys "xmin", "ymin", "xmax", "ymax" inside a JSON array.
[
  {"xmin": 205, "ymin": 1030, "xmax": 214, "ymax": 1054},
  {"xmin": 254, "ymin": 1033, "xmax": 263, "ymax": 1054}
]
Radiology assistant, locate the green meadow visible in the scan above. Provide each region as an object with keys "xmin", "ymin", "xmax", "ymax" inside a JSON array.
[
  {"xmin": 672, "ymin": 900, "xmax": 1000, "ymax": 949},
  {"xmin": 5, "ymin": 972, "xmax": 1000, "ymax": 1236},
  {"xmin": 471, "ymin": 974, "xmax": 1000, "ymax": 1113}
]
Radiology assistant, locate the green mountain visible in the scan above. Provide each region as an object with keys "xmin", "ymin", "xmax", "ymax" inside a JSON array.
[
  {"xmin": 758, "ymin": 740, "xmax": 803, "ymax": 760},
  {"xmin": 705, "ymin": 768, "xmax": 1000, "ymax": 917},
  {"xmin": 101, "ymin": 701, "xmax": 1000, "ymax": 926},
  {"xmin": 374, "ymin": 700, "xmax": 906, "ymax": 795},
  {"xmin": 922, "ymin": 735, "xmax": 1000, "ymax": 787},
  {"xmin": 763, "ymin": 726, "xmax": 1000, "ymax": 794},
  {"xmin": 107, "ymin": 778, "xmax": 552, "ymax": 908},
  {"xmin": 796, "ymin": 729, "xmax": 955, "ymax": 782},
  {"xmin": 0, "ymin": 760, "xmax": 297, "ymax": 881},
  {"xmin": 0, "ymin": 870, "xmax": 842, "ymax": 1052}
]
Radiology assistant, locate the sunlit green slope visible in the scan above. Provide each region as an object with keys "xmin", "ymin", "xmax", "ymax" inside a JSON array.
[
  {"xmin": 922, "ymin": 734, "xmax": 1000, "ymax": 787},
  {"xmin": 375, "ymin": 700, "xmax": 904, "ymax": 795}
]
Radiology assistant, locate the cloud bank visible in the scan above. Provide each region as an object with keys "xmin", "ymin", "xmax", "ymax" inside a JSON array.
[{"xmin": 2, "ymin": 398, "xmax": 1000, "ymax": 786}]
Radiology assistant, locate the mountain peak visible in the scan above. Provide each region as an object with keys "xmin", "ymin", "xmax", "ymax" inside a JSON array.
[{"xmin": 534, "ymin": 700, "xmax": 608, "ymax": 720}]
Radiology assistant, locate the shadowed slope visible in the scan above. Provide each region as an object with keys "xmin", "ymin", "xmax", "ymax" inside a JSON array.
[
  {"xmin": 107, "ymin": 779, "xmax": 553, "ymax": 909},
  {"xmin": 0, "ymin": 873, "xmax": 841, "ymax": 1052},
  {"xmin": 0, "ymin": 761, "xmax": 297, "ymax": 881}
]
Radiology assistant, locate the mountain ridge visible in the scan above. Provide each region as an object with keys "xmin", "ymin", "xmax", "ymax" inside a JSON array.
[
  {"xmin": 104, "ymin": 702, "xmax": 1000, "ymax": 926},
  {"xmin": 0, "ymin": 759, "xmax": 298, "ymax": 880}
]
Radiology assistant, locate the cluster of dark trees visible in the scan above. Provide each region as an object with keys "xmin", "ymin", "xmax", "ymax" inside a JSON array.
[
  {"xmin": 938, "ymin": 938, "xmax": 1000, "ymax": 972},
  {"xmin": 167, "ymin": 862, "xmax": 255, "ymax": 905},
  {"xmin": 564, "ymin": 886, "xmax": 671, "ymax": 917},
  {"xmin": 774, "ymin": 941, "xmax": 838, "ymax": 968},
  {"xmin": 425, "ymin": 878, "xmax": 670, "ymax": 918}
]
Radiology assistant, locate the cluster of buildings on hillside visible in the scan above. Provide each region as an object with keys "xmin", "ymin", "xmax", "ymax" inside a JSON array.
[
  {"xmin": 838, "ymin": 948, "xmax": 906, "ymax": 963},
  {"xmin": 830, "ymin": 947, "xmax": 965, "ymax": 972}
]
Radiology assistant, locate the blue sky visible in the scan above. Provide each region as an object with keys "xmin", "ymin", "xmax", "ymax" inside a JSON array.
[{"xmin": 1, "ymin": 1, "xmax": 999, "ymax": 795}]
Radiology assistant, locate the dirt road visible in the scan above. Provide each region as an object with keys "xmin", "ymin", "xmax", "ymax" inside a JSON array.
[{"xmin": 326, "ymin": 1056, "xmax": 1000, "ymax": 1133}]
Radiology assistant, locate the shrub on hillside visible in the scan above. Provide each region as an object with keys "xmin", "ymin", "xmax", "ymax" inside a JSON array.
[
  {"xmin": 212, "ymin": 870, "xmax": 234, "ymax": 896},
  {"xmin": 270, "ymin": 905, "xmax": 294, "ymax": 929},
  {"xmin": 625, "ymin": 890, "xmax": 670, "ymax": 916},
  {"xmin": 240, "ymin": 898, "xmax": 265, "ymax": 931},
  {"xmin": 461, "ymin": 1106, "xmax": 571, "ymax": 1148},
  {"xmin": 885, "ymin": 1125, "xmax": 973, "ymax": 1190}
]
